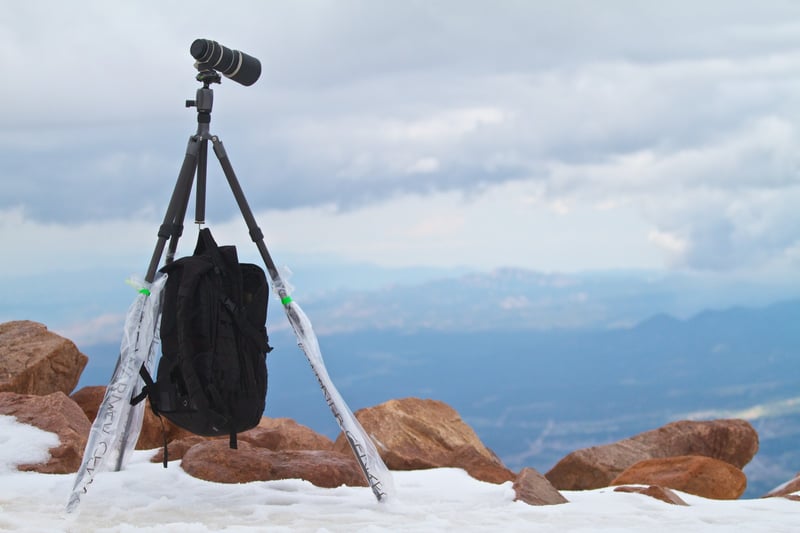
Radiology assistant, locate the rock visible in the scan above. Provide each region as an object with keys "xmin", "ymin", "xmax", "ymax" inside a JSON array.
[
  {"xmin": 332, "ymin": 398, "xmax": 515, "ymax": 484},
  {"xmin": 70, "ymin": 385, "xmax": 105, "ymax": 422},
  {"xmin": 151, "ymin": 417, "xmax": 333, "ymax": 464},
  {"xmin": 0, "ymin": 321, "xmax": 88, "ymax": 396},
  {"xmin": 135, "ymin": 400, "xmax": 196, "ymax": 450},
  {"xmin": 239, "ymin": 417, "xmax": 334, "ymax": 451},
  {"xmin": 513, "ymin": 467, "xmax": 569, "ymax": 506},
  {"xmin": 763, "ymin": 472, "xmax": 800, "ymax": 498},
  {"xmin": 0, "ymin": 391, "xmax": 91, "ymax": 474},
  {"xmin": 150, "ymin": 435, "xmax": 210, "ymax": 464},
  {"xmin": 611, "ymin": 455, "xmax": 747, "ymax": 500},
  {"xmin": 546, "ymin": 419, "xmax": 758, "ymax": 490},
  {"xmin": 135, "ymin": 399, "xmax": 171, "ymax": 450},
  {"xmin": 181, "ymin": 439, "xmax": 368, "ymax": 488},
  {"xmin": 614, "ymin": 485, "xmax": 689, "ymax": 505},
  {"xmin": 70, "ymin": 385, "xmax": 194, "ymax": 450}
]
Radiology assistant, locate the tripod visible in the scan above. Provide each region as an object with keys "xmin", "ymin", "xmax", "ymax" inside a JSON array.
[
  {"xmin": 144, "ymin": 69, "xmax": 282, "ymax": 293},
  {"xmin": 69, "ymin": 57, "xmax": 392, "ymax": 511},
  {"xmin": 140, "ymin": 69, "xmax": 393, "ymax": 501}
]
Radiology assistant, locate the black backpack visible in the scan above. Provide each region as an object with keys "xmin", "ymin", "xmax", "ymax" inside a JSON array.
[{"xmin": 134, "ymin": 228, "xmax": 271, "ymax": 452}]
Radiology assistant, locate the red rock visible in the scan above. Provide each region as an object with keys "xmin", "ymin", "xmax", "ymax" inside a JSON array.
[
  {"xmin": 611, "ymin": 455, "xmax": 747, "ymax": 500},
  {"xmin": 239, "ymin": 417, "xmax": 334, "ymax": 451},
  {"xmin": 0, "ymin": 321, "xmax": 88, "ymax": 396},
  {"xmin": 150, "ymin": 435, "xmax": 210, "ymax": 464},
  {"xmin": 135, "ymin": 400, "xmax": 170, "ymax": 450},
  {"xmin": 546, "ymin": 419, "xmax": 758, "ymax": 490},
  {"xmin": 513, "ymin": 467, "xmax": 569, "ymax": 505},
  {"xmin": 332, "ymin": 398, "xmax": 515, "ymax": 484},
  {"xmin": 614, "ymin": 485, "xmax": 689, "ymax": 505},
  {"xmin": 763, "ymin": 472, "xmax": 800, "ymax": 498},
  {"xmin": 180, "ymin": 439, "xmax": 368, "ymax": 488},
  {"xmin": 0, "ymin": 391, "xmax": 91, "ymax": 473},
  {"xmin": 135, "ymin": 400, "xmax": 196, "ymax": 450},
  {"xmin": 150, "ymin": 417, "xmax": 333, "ymax": 464},
  {"xmin": 70, "ymin": 385, "xmax": 105, "ymax": 422}
]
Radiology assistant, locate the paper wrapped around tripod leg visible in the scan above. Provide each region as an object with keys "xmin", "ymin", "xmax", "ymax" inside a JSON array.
[
  {"xmin": 273, "ymin": 274, "xmax": 395, "ymax": 502},
  {"xmin": 67, "ymin": 274, "xmax": 167, "ymax": 513}
]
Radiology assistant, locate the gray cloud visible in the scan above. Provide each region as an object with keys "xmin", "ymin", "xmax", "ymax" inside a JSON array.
[{"xmin": 3, "ymin": 1, "xmax": 800, "ymax": 271}]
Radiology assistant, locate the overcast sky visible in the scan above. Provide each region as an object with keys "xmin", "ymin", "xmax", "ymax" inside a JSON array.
[{"xmin": 3, "ymin": 1, "xmax": 800, "ymax": 284}]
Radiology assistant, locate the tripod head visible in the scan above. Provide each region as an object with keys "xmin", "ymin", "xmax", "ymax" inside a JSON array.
[
  {"xmin": 185, "ymin": 39, "xmax": 260, "ymax": 126},
  {"xmin": 195, "ymin": 69, "xmax": 222, "ymax": 87},
  {"xmin": 186, "ymin": 70, "xmax": 221, "ymax": 122},
  {"xmin": 185, "ymin": 83, "xmax": 214, "ymax": 122}
]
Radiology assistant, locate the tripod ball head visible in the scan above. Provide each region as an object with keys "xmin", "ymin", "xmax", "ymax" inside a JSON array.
[{"xmin": 190, "ymin": 39, "xmax": 261, "ymax": 86}]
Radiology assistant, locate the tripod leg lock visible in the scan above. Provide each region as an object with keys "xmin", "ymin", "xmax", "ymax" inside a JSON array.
[
  {"xmin": 249, "ymin": 227, "xmax": 264, "ymax": 242},
  {"xmin": 158, "ymin": 223, "xmax": 184, "ymax": 240}
]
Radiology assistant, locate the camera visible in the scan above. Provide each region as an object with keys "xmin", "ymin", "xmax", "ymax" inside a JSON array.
[{"xmin": 190, "ymin": 39, "xmax": 261, "ymax": 86}]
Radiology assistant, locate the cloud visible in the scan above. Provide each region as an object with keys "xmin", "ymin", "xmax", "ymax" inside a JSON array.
[
  {"xmin": 647, "ymin": 230, "xmax": 689, "ymax": 265},
  {"xmin": 407, "ymin": 157, "xmax": 440, "ymax": 174},
  {"xmin": 382, "ymin": 108, "xmax": 507, "ymax": 143},
  {"xmin": 500, "ymin": 296, "xmax": 530, "ymax": 311},
  {"xmin": 0, "ymin": 206, "xmax": 157, "ymax": 276},
  {"xmin": 542, "ymin": 114, "xmax": 800, "ymax": 271},
  {"xmin": 648, "ymin": 230, "xmax": 689, "ymax": 259},
  {"xmin": 4, "ymin": 1, "xmax": 800, "ymax": 274},
  {"xmin": 406, "ymin": 213, "xmax": 465, "ymax": 239},
  {"xmin": 55, "ymin": 312, "xmax": 127, "ymax": 347}
]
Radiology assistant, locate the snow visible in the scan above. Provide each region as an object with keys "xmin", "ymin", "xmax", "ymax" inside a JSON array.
[{"xmin": 1, "ymin": 415, "xmax": 797, "ymax": 532}]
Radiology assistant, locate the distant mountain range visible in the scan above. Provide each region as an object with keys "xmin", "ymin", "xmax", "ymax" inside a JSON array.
[
  {"xmin": 276, "ymin": 267, "xmax": 800, "ymax": 334},
  {"xmin": 328, "ymin": 299, "xmax": 799, "ymax": 498}
]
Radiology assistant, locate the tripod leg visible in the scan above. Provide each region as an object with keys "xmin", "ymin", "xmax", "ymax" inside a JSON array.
[
  {"xmin": 144, "ymin": 136, "xmax": 201, "ymax": 283},
  {"xmin": 166, "ymin": 137, "xmax": 209, "ymax": 263},
  {"xmin": 210, "ymin": 136, "xmax": 281, "ymax": 284},
  {"xmin": 210, "ymin": 135, "xmax": 394, "ymax": 501},
  {"xmin": 195, "ymin": 138, "xmax": 209, "ymax": 225}
]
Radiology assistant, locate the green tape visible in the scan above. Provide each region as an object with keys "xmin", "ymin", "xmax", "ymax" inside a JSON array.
[
  {"xmin": 281, "ymin": 295, "xmax": 293, "ymax": 305},
  {"xmin": 126, "ymin": 278, "xmax": 151, "ymax": 296}
]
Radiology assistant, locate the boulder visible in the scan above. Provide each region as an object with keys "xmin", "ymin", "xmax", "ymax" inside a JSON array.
[
  {"xmin": 614, "ymin": 485, "xmax": 689, "ymax": 506},
  {"xmin": 133, "ymin": 399, "xmax": 168, "ymax": 450},
  {"xmin": 611, "ymin": 455, "xmax": 747, "ymax": 500},
  {"xmin": 150, "ymin": 435, "xmax": 210, "ymax": 464},
  {"xmin": 0, "ymin": 391, "xmax": 91, "ymax": 474},
  {"xmin": 332, "ymin": 398, "xmax": 515, "ymax": 484},
  {"xmin": 150, "ymin": 417, "xmax": 333, "ymax": 464},
  {"xmin": 239, "ymin": 417, "xmax": 334, "ymax": 451},
  {"xmin": 513, "ymin": 467, "xmax": 568, "ymax": 506},
  {"xmin": 0, "ymin": 321, "xmax": 88, "ymax": 396},
  {"xmin": 546, "ymin": 419, "xmax": 758, "ymax": 490},
  {"xmin": 135, "ymin": 399, "xmax": 196, "ymax": 450},
  {"xmin": 70, "ymin": 385, "xmax": 105, "ymax": 422},
  {"xmin": 763, "ymin": 472, "xmax": 800, "ymax": 498},
  {"xmin": 181, "ymin": 439, "xmax": 368, "ymax": 488}
]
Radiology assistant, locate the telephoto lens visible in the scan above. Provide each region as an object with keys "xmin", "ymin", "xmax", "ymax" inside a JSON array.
[{"xmin": 190, "ymin": 39, "xmax": 262, "ymax": 86}]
